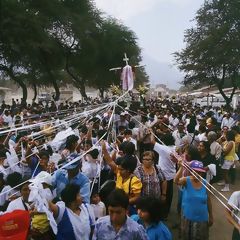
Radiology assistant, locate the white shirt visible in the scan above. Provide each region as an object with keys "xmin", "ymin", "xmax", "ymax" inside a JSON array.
[
  {"xmin": 221, "ymin": 117, "xmax": 235, "ymax": 129},
  {"xmin": 82, "ymin": 155, "xmax": 100, "ymax": 180},
  {"xmin": 0, "ymin": 185, "xmax": 11, "ymax": 207},
  {"xmin": 56, "ymin": 201, "xmax": 95, "ymax": 240},
  {"xmin": 210, "ymin": 141, "xmax": 222, "ymax": 160},
  {"xmin": 6, "ymin": 197, "xmax": 31, "ymax": 212},
  {"xmin": 91, "ymin": 201, "xmax": 106, "ymax": 220},
  {"xmin": 172, "ymin": 130, "xmax": 186, "ymax": 147},
  {"xmin": 123, "ymin": 137, "xmax": 137, "ymax": 150},
  {"xmin": 153, "ymin": 143, "xmax": 176, "ymax": 181},
  {"xmin": 228, "ymin": 191, "xmax": 240, "ymax": 224}
]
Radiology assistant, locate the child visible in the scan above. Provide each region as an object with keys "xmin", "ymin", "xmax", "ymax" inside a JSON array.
[{"xmin": 90, "ymin": 191, "xmax": 106, "ymax": 220}]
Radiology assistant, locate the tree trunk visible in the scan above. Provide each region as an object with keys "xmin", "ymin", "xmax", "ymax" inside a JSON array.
[
  {"xmin": 99, "ymin": 88, "xmax": 104, "ymax": 98},
  {"xmin": 0, "ymin": 65, "xmax": 28, "ymax": 104},
  {"xmin": 52, "ymin": 79, "xmax": 60, "ymax": 101},
  {"xmin": 32, "ymin": 83, "xmax": 37, "ymax": 101}
]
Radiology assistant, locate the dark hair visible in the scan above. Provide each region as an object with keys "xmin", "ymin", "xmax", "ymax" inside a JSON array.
[
  {"xmin": 128, "ymin": 121, "xmax": 136, "ymax": 129},
  {"xmin": 6, "ymin": 172, "xmax": 22, "ymax": 188},
  {"xmin": 80, "ymin": 126, "xmax": 88, "ymax": 134},
  {"xmin": 19, "ymin": 177, "xmax": 30, "ymax": 191},
  {"xmin": 97, "ymin": 129, "xmax": 108, "ymax": 140},
  {"xmin": 226, "ymin": 130, "xmax": 236, "ymax": 141},
  {"xmin": 161, "ymin": 133, "xmax": 175, "ymax": 146},
  {"xmin": 89, "ymin": 149, "xmax": 99, "ymax": 159},
  {"xmin": 66, "ymin": 135, "xmax": 79, "ymax": 149},
  {"xmin": 199, "ymin": 141, "xmax": 210, "ymax": 153},
  {"xmin": 0, "ymin": 173, "xmax": 5, "ymax": 185},
  {"xmin": 199, "ymin": 125, "xmax": 206, "ymax": 133},
  {"xmin": 124, "ymin": 129, "xmax": 132, "ymax": 136},
  {"xmin": 136, "ymin": 196, "xmax": 164, "ymax": 223},
  {"xmin": 124, "ymin": 142, "xmax": 135, "ymax": 155},
  {"xmin": 107, "ymin": 189, "xmax": 129, "ymax": 209},
  {"xmin": 187, "ymin": 146, "xmax": 201, "ymax": 160},
  {"xmin": 84, "ymin": 139, "xmax": 93, "ymax": 147},
  {"xmin": 38, "ymin": 150, "xmax": 50, "ymax": 159},
  {"xmin": 232, "ymin": 126, "xmax": 240, "ymax": 134},
  {"xmin": 120, "ymin": 155, "xmax": 137, "ymax": 173},
  {"xmin": 61, "ymin": 184, "xmax": 80, "ymax": 207},
  {"xmin": 187, "ymin": 124, "xmax": 195, "ymax": 134}
]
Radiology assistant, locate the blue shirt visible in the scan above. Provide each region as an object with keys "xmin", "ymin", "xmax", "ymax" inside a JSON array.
[
  {"xmin": 52, "ymin": 170, "xmax": 90, "ymax": 203},
  {"xmin": 93, "ymin": 215, "xmax": 148, "ymax": 240},
  {"xmin": 182, "ymin": 176, "xmax": 208, "ymax": 222},
  {"xmin": 131, "ymin": 215, "xmax": 172, "ymax": 240},
  {"xmin": 30, "ymin": 156, "xmax": 43, "ymax": 177}
]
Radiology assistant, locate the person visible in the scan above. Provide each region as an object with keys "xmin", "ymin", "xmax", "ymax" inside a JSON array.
[
  {"xmin": 134, "ymin": 151, "xmax": 167, "ymax": 201},
  {"xmin": 197, "ymin": 141, "xmax": 216, "ymax": 167},
  {"xmin": 151, "ymin": 132, "xmax": 176, "ymax": 217},
  {"xmin": 221, "ymin": 113, "xmax": 235, "ymax": 129},
  {"xmin": 226, "ymin": 191, "xmax": 240, "ymax": 240},
  {"xmin": 61, "ymin": 135, "xmax": 80, "ymax": 160},
  {"xmin": 218, "ymin": 130, "xmax": 236, "ymax": 192},
  {"xmin": 172, "ymin": 121, "xmax": 186, "ymax": 147},
  {"xmin": 6, "ymin": 179, "xmax": 31, "ymax": 212},
  {"xmin": 91, "ymin": 191, "xmax": 106, "ymax": 220},
  {"xmin": 131, "ymin": 196, "xmax": 172, "ymax": 240},
  {"xmin": 174, "ymin": 160, "xmax": 213, "ymax": 240},
  {"xmin": 102, "ymin": 141, "xmax": 142, "ymax": 212},
  {"xmin": 49, "ymin": 183, "xmax": 95, "ymax": 240},
  {"xmin": 52, "ymin": 153, "xmax": 90, "ymax": 203},
  {"xmin": 92, "ymin": 189, "xmax": 148, "ymax": 240}
]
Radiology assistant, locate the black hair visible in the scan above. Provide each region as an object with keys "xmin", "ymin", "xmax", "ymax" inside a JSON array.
[
  {"xmin": 89, "ymin": 149, "xmax": 99, "ymax": 159},
  {"xmin": 120, "ymin": 155, "xmax": 137, "ymax": 173},
  {"xmin": 199, "ymin": 125, "xmax": 206, "ymax": 133},
  {"xmin": 187, "ymin": 145, "xmax": 201, "ymax": 160},
  {"xmin": 83, "ymin": 139, "xmax": 93, "ymax": 147},
  {"xmin": 0, "ymin": 173, "xmax": 5, "ymax": 186},
  {"xmin": 136, "ymin": 196, "xmax": 164, "ymax": 223},
  {"xmin": 124, "ymin": 129, "xmax": 132, "ymax": 136},
  {"xmin": 61, "ymin": 184, "xmax": 80, "ymax": 207},
  {"xmin": 161, "ymin": 133, "xmax": 175, "ymax": 146},
  {"xmin": 128, "ymin": 121, "xmax": 136, "ymax": 129},
  {"xmin": 0, "ymin": 149, "xmax": 8, "ymax": 159},
  {"xmin": 6, "ymin": 172, "xmax": 22, "ymax": 188},
  {"xmin": 232, "ymin": 126, "xmax": 240, "ymax": 134},
  {"xmin": 66, "ymin": 135, "xmax": 79, "ymax": 149},
  {"xmin": 187, "ymin": 124, "xmax": 195, "ymax": 134},
  {"xmin": 107, "ymin": 189, "xmax": 129, "ymax": 209},
  {"xmin": 97, "ymin": 129, "xmax": 108, "ymax": 140},
  {"xmin": 226, "ymin": 130, "xmax": 236, "ymax": 141},
  {"xmin": 19, "ymin": 177, "xmax": 30, "ymax": 191},
  {"xmin": 38, "ymin": 150, "xmax": 50, "ymax": 159},
  {"xmin": 199, "ymin": 141, "xmax": 211, "ymax": 153},
  {"xmin": 80, "ymin": 125, "xmax": 88, "ymax": 134},
  {"xmin": 124, "ymin": 142, "xmax": 135, "ymax": 155}
]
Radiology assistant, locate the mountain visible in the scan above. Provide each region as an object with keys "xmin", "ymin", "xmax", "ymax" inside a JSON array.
[{"xmin": 142, "ymin": 54, "xmax": 184, "ymax": 90}]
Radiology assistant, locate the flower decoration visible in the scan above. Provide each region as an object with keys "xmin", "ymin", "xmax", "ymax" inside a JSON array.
[
  {"xmin": 137, "ymin": 85, "xmax": 149, "ymax": 95},
  {"xmin": 110, "ymin": 84, "xmax": 121, "ymax": 96}
]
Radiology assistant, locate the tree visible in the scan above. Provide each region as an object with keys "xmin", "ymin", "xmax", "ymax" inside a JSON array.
[{"xmin": 174, "ymin": 0, "xmax": 240, "ymax": 106}]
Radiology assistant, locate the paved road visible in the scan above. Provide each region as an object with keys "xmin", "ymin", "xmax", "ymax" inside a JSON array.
[{"xmin": 167, "ymin": 170, "xmax": 240, "ymax": 240}]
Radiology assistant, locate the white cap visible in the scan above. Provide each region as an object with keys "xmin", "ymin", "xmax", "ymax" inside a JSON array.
[{"xmin": 30, "ymin": 171, "xmax": 52, "ymax": 186}]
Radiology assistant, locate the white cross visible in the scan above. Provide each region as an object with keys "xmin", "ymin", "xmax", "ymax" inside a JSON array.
[{"xmin": 123, "ymin": 53, "xmax": 129, "ymax": 65}]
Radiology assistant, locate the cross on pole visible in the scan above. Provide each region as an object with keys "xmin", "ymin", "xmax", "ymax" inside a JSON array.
[{"xmin": 123, "ymin": 53, "xmax": 129, "ymax": 66}]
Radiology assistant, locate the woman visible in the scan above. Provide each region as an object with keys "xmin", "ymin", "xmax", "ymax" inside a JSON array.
[
  {"xmin": 131, "ymin": 196, "xmax": 172, "ymax": 240},
  {"xmin": 61, "ymin": 135, "xmax": 79, "ymax": 160},
  {"xmin": 174, "ymin": 160, "xmax": 213, "ymax": 240},
  {"xmin": 218, "ymin": 130, "xmax": 236, "ymax": 192},
  {"xmin": 49, "ymin": 183, "xmax": 95, "ymax": 240},
  {"xmin": 134, "ymin": 151, "xmax": 167, "ymax": 201},
  {"xmin": 226, "ymin": 190, "xmax": 240, "ymax": 240},
  {"xmin": 198, "ymin": 141, "xmax": 216, "ymax": 167},
  {"xmin": 101, "ymin": 141, "xmax": 142, "ymax": 213}
]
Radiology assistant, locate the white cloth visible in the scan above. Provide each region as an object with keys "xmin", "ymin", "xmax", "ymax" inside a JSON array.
[
  {"xmin": 82, "ymin": 155, "xmax": 100, "ymax": 180},
  {"xmin": 228, "ymin": 191, "xmax": 240, "ymax": 224},
  {"xmin": 91, "ymin": 201, "xmax": 106, "ymax": 220},
  {"xmin": 56, "ymin": 201, "xmax": 95, "ymax": 240},
  {"xmin": 0, "ymin": 185, "xmax": 11, "ymax": 207},
  {"xmin": 121, "ymin": 65, "xmax": 134, "ymax": 91},
  {"xmin": 172, "ymin": 130, "xmax": 186, "ymax": 147},
  {"xmin": 6, "ymin": 197, "xmax": 31, "ymax": 212},
  {"xmin": 206, "ymin": 164, "xmax": 216, "ymax": 183},
  {"xmin": 153, "ymin": 143, "xmax": 176, "ymax": 181},
  {"xmin": 210, "ymin": 141, "xmax": 222, "ymax": 160}
]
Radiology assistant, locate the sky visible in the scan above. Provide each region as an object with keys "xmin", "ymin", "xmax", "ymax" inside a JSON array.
[{"xmin": 94, "ymin": 0, "xmax": 204, "ymax": 90}]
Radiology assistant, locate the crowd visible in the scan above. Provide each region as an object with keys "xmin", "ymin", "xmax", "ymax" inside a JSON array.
[{"xmin": 0, "ymin": 96, "xmax": 239, "ymax": 240}]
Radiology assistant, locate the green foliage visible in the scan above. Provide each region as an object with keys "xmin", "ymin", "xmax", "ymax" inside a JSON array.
[
  {"xmin": 174, "ymin": 0, "xmax": 240, "ymax": 105},
  {"xmin": 0, "ymin": 0, "xmax": 148, "ymax": 101}
]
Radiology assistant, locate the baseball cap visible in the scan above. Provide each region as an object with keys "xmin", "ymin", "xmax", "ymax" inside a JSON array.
[
  {"xmin": 190, "ymin": 160, "xmax": 206, "ymax": 173},
  {"xmin": 0, "ymin": 210, "xmax": 30, "ymax": 240},
  {"xmin": 63, "ymin": 153, "xmax": 80, "ymax": 170}
]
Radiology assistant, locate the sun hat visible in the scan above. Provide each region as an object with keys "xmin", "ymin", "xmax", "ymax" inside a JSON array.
[{"xmin": 190, "ymin": 160, "xmax": 206, "ymax": 173}]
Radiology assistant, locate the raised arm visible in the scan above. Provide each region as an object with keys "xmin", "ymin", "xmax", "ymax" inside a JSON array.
[{"xmin": 101, "ymin": 141, "xmax": 117, "ymax": 173}]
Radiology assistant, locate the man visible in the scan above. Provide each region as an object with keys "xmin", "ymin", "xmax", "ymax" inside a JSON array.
[
  {"xmin": 93, "ymin": 189, "xmax": 148, "ymax": 240},
  {"xmin": 7, "ymin": 180, "xmax": 31, "ymax": 212},
  {"xmin": 52, "ymin": 153, "xmax": 90, "ymax": 203},
  {"xmin": 172, "ymin": 121, "xmax": 186, "ymax": 147},
  {"xmin": 221, "ymin": 112, "xmax": 235, "ymax": 129}
]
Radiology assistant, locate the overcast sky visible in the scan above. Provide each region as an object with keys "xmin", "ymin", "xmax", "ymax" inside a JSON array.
[{"xmin": 94, "ymin": 0, "xmax": 204, "ymax": 89}]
